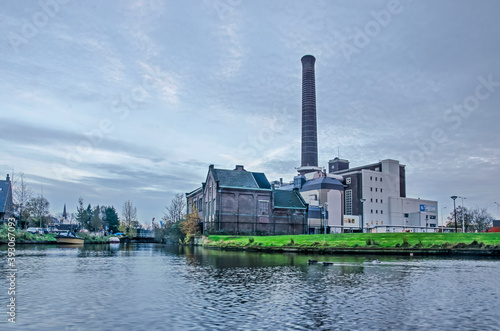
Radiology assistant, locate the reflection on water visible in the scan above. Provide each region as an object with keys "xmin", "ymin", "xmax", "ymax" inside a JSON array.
[{"xmin": 0, "ymin": 244, "xmax": 499, "ymax": 330}]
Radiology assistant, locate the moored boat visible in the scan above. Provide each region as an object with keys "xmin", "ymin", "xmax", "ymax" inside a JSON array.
[{"xmin": 55, "ymin": 231, "xmax": 84, "ymax": 245}]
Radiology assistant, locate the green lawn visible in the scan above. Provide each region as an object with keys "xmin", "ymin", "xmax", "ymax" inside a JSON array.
[{"xmin": 205, "ymin": 233, "xmax": 500, "ymax": 249}]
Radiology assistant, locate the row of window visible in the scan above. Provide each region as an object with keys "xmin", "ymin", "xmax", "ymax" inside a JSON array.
[
  {"xmin": 370, "ymin": 176, "xmax": 382, "ymax": 182},
  {"xmin": 370, "ymin": 220, "xmax": 383, "ymax": 225},
  {"xmin": 370, "ymin": 209, "xmax": 383, "ymax": 214},
  {"xmin": 370, "ymin": 198, "xmax": 383, "ymax": 203},
  {"xmin": 370, "ymin": 187, "xmax": 383, "ymax": 192}
]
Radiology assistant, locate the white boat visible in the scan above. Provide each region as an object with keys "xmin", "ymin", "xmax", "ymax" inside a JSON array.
[
  {"xmin": 109, "ymin": 237, "xmax": 120, "ymax": 243},
  {"xmin": 55, "ymin": 231, "xmax": 84, "ymax": 245}
]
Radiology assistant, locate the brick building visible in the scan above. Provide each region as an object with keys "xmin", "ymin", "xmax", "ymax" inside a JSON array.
[{"xmin": 187, "ymin": 165, "xmax": 308, "ymax": 235}]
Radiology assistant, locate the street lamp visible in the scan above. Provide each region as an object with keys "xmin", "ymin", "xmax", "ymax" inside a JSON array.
[
  {"xmin": 458, "ymin": 196, "xmax": 466, "ymax": 233},
  {"xmin": 451, "ymin": 196, "xmax": 458, "ymax": 233},
  {"xmin": 360, "ymin": 198, "xmax": 366, "ymax": 233}
]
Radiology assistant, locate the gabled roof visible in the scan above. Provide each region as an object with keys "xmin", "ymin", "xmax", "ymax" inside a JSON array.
[
  {"xmin": 274, "ymin": 190, "xmax": 307, "ymax": 209},
  {"xmin": 211, "ymin": 167, "xmax": 271, "ymax": 189},
  {"xmin": 0, "ymin": 178, "xmax": 12, "ymax": 214}
]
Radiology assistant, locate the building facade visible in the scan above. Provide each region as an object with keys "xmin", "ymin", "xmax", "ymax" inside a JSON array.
[
  {"xmin": 330, "ymin": 158, "xmax": 438, "ymax": 232},
  {"xmin": 0, "ymin": 174, "xmax": 14, "ymax": 221},
  {"xmin": 187, "ymin": 165, "xmax": 308, "ymax": 235}
]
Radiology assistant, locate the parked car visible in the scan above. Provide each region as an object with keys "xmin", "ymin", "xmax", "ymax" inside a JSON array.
[{"xmin": 26, "ymin": 227, "xmax": 38, "ymax": 234}]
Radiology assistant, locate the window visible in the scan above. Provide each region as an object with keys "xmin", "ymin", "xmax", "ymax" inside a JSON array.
[
  {"xmin": 346, "ymin": 177, "xmax": 351, "ymax": 184},
  {"xmin": 370, "ymin": 187, "xmax": 373, "ymax": 192},
  {"xmin": 381, "ymin": 221, "xmax": 384, "ymax": 225},
  {"xmin": 381, "ymin": 199, "xmax": 383, "ymax": 203},
  {"xmin": 430, "ymin": 215, "xmax": 436, "ymax": 220},
  {"xmin": 259, "ymin": 200, "xmax": 269, "ymax": 215},
  {"xmin": 376, "ymin": 210, "xmax": 378, "ymax": 214},
  {"xmin": 381, "ymin": 210, "xmax": 383, "ymax": 214},
  {"xmin": 375, "ymin": 177, "xmax": 378, "ymax": 181},
  {"xmin": 381, "ymin": 188, "xmax": 383, "ymax": 193},
  {"xmin": 375, "ymin": 199, "xmax": 378, "ymax": 203},
  {"xmin": 375, "ymin": 188, "xmax": 378, "ymax": 192},
  {"xmin": 404, "ymin": 213, "xmax": 409, "ymax": 218},
  {"xmin": 370, "ymin": 176, "xmax": 373, "ymax": 180},
  {"xmin": 380, "ymin": 178, "xmax": 383, "ymax": 182},
  {"xmin": 371, "ymin": 220, "xmax": 373, "ymax": 224},
  {"xmin": 370, "ymin": 198, "xmax": 373, "ymax": 202},
  {"xmin": 345, "ymin": 190, "xmax": 352, "ymax": 215},
  {"xmin": 371, "ymin": 209, "xmax": 373, "ymax": 214}
]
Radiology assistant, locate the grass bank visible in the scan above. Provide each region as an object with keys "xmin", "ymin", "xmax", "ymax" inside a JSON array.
[
  {"xmin": 0, "ymin": 224, "xmax": 112, "ymax": 244},
  {"xmin": 205, "ymin": 233, "xmax": 500, "ymax": 250},
  {"xmin": 0, "ymin": 224, "xmax": 56, "ymax": 243}
]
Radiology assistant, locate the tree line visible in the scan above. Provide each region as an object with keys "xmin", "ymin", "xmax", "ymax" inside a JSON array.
[
  {"xmin": 155, "ymin": 193, "xmax": 201, "ymax": 243},
  {"xmin": 446, "ymin": 206, "xmax": 493, "ymax": 232},
  {"xmin": 8, "ymin": 172, "xmax": 142, "ymax": 234}
]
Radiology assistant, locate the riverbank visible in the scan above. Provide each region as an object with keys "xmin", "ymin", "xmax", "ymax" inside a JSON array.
[
  {"xmin": 203, "ymin": 233, "xmax": 500, "ymax": 256},
  {"xmin": 0, "ymin": 225, "xmax": 114, "ymax": 244}
]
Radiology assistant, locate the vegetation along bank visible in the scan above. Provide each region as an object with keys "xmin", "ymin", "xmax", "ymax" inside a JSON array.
[{"xmin": 203, "ymin": 233, "xmax": 500, "ymax": 256}]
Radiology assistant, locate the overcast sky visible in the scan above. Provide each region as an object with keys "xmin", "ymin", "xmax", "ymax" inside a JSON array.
[{"xmin": 1, "ymin": 0, "xmax": 499, "ymax": 225}]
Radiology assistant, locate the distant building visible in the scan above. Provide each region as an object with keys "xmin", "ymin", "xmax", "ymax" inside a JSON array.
[
  {"xmin": 0, "ymin": 174, "xmax": 14, "ymax": 221},
  {"xmin": 187, "ymin": 165, "xmax": 308, "ymax": 235},
  {"xmin": 330, "ymin": 158, "xmax": 438, "ymax": 233},
  {"xmin": 280, "ymin": 171, "xmax": 345, "ymax": 234}
]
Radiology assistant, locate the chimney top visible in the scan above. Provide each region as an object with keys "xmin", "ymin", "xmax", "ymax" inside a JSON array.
[
  {"xmin": 6, "ymin": 174, "xmax": 10, "ymax": 181},
  {"xmin": 234, "ymin": 165, "xmax": 245, "ymax": 171}
]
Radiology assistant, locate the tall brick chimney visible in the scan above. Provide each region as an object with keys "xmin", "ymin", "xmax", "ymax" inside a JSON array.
[{"xmin": 299, "ymin": 55, "xmax": 319, "ymax": 174}]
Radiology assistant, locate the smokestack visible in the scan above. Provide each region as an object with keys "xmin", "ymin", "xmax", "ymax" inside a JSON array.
[{"xmin": 301, "ymin": 55, "xmax": 318, "ymax": 168}]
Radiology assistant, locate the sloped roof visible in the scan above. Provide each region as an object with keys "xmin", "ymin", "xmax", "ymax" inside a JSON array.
[
  {"xmin": 0, "ymin": 179, "xmax": 12, "ymax": 213},
  {"xmin": 212, "ymin": 168, "xmax": 271, "ymax": 189},
  {"xmin": 301, "ymin": 177, "xmax": 344, "ymax": 191},
  {"xmin": 274, "ymin": 190, "xmax": 307, "ymax": 209}
]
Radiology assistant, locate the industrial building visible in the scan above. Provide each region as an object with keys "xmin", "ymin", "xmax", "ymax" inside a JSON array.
[
  {"xmin": 279, "ymin": 55, "xmax": 438, "ymax": 234},
  {"xmin": 186, "ymin": 54, "xmax": 438, "ymax": 235},
  {"xmin": 186, "ymin": 165, "xmax": 307, "ymax": 235}
]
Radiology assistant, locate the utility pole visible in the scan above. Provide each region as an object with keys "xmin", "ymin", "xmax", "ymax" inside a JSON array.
[
  {"xmin": 458, "ymin": 196, "xmax": 466, "ymax": 233},
  {"xmin": 451, "ymin": 196, "xmax": 458, "ymax": 233}
]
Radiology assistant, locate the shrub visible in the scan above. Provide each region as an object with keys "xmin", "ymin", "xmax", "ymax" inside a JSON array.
[
  {"xmin": 401, "ymin": 236, "xmax": 410, "ymax": 248},
  {"xmin": 248, "ymin": 237, "xmax": 255, "ymax": 244}
]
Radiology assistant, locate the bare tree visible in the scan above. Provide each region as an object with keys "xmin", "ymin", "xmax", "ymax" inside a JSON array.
[
  {"xmin": 122, "ymin": 200, "xmax": 139, "ymax": 234},
  {"xmin": 25, "ymin": 195, "xmax": 50, "ymax": 227},
  {"xmin": 469, "ymin": 207, "xmax": 493, "ymax": 232},
  {"xmin": 162, "ymin": 193, "xmax": 186, "ymax": 224},
  {"xmin": 11, "ymin": 172, "xmax": 32, "ymax": 227}
]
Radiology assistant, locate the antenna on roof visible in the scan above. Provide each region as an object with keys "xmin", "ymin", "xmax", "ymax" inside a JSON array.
[{"xmin": 338, "ymin": 146, "xmax": 340, "ymax": 159}]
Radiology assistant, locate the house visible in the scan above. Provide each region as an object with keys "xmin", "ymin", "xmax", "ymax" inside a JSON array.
[
  {"xmin": 187, "ymin": 165, "xmax": 308, "ymax": 235},
  {"xmin": 0, "ymin": 174, "xmax": 14, "ymax": 221}
]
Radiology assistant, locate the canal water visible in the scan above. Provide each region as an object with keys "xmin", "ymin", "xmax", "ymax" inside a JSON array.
[{"xmin": 0, "ymin": 244, "xmax": 499, "ymax": 331}]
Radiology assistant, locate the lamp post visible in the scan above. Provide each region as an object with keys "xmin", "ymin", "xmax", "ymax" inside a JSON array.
[
  {"xmin": 441, "ymin": 206, "xmax": 447, "ymax": 232},
  {"xmin": 324, "ymin": 202, "xmax": 328, "ymax": 234},
  {"xmin": 19, "ymin": 203, "xmax": 23, "ymax": 230},
  {"xmin": 451, "ymin": 196, "xmax": 458, "ymax": 233},
  {"xmin": 360, "ymin": 198, "xmax": 366, "ymax": 233},
  {"xmin": 458, "ymin": 196, "xmax": 466, "ymax": 233}
]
